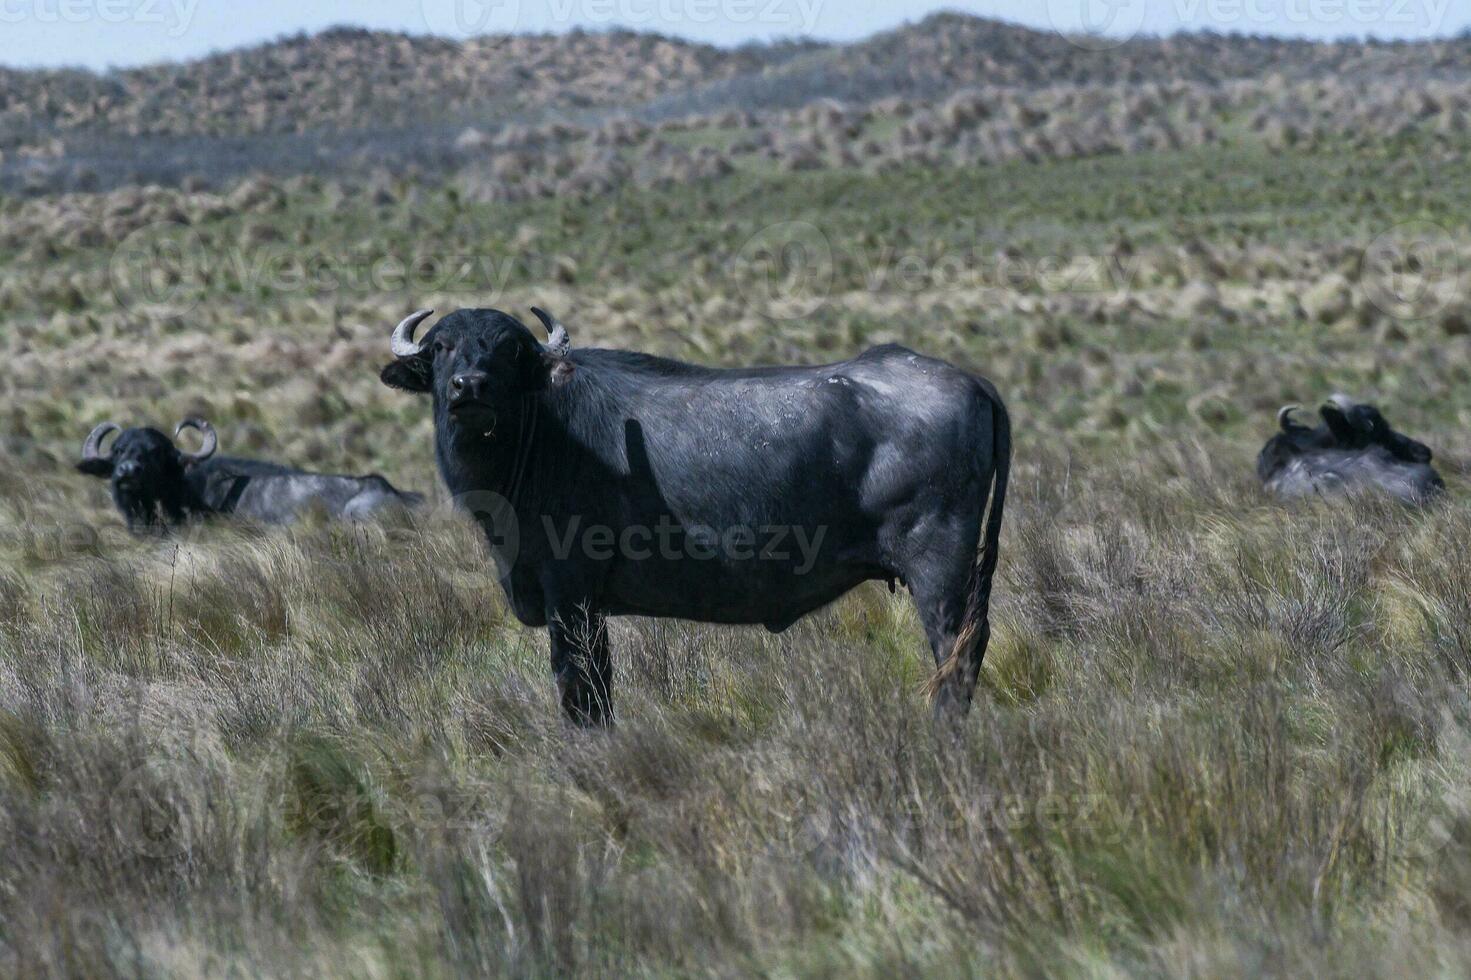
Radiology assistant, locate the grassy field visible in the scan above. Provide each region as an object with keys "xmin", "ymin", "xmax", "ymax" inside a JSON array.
[{"xmin": 3, "ymin": 118, "xmax": 1471, "ymax": 974}]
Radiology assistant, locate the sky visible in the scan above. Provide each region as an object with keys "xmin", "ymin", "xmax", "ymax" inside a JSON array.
[{"xmin": 1, "ymin": 0, "xmax": 1468, "ymax": 70}]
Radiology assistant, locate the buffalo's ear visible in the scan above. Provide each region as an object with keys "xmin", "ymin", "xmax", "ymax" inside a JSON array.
[
  {"xmin": 380, "ymin": 356, "xmax": 432, "ymax": 393},
  {"xmin": 521, "ymin": 337, "xmax": 575, "ymax": 389},
  {"xmin": 542, "ymin": 352, "xmax": 576, "ymax": 388},
  {"xmin": 1320, "ymin": 404, "xmax": 1357, "ymax": 445},
  {"xmin": 76, "ymin": 458, "xmax": 114, "ymax": 478}
]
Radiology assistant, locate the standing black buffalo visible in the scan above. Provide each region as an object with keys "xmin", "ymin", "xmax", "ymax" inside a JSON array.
[
  {"xmin": 1258, "ymin": 395, "xmax": 1444, "ymax": 504},
  {"xmin": 77, "ymin": 418, "xmax": 421, "ymax": 532},
  {"xmin": 381, "ymin": 307, "xmax": 1010, "ymax": 725}
]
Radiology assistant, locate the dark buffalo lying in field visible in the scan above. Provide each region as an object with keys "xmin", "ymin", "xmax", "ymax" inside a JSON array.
[
  {"xmin": 1258, "ymin": 395, "xmax": 1444, "ymax": 504},
  {"xmin": 77, "ymin": 418, "xmax": 421, "ymax": 532},
  {"xmin": 381, "ymin": 307, "xmax": 1010, "ymax": 725}
]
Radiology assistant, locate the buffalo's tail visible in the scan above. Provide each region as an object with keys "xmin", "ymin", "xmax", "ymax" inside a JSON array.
[{"xmin": 923, "ymin": 380, "xmax": 1011, "ymax": 702}]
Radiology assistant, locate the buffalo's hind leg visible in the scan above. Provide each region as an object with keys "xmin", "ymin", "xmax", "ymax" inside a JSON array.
[
  {"xmin": 907, "ymin": 556, "xmax": 987, "ymax": 719},
  {"xmin": 548, "ymin": 605, "xmax": 614, "ymax": 727}
]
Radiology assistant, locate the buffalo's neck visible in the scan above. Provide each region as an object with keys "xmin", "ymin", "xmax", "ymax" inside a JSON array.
[
  {"xmin": 181, "ymin": 460, "xmax": 237, "ymax": 514},
  {"xmin": 435, "ymin": 384, "xmax": 629, "ymax": 575},
  {"xmin": 434, "ymin": 397, "xmax": 540, "ymax": 506},
  {"xmin": 114, "ymin": 488, "xmax": 157, "ymax": 529},
  {"xmin": 116, "ymin": 476, "xmax": 195, "ymax": 527}
]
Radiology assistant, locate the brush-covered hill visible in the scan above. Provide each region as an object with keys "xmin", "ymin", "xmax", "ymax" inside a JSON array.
[
  {"xmin": 6, "ymin": 13, "xmax": 1471, "ymax": 195},
  {"xmin": 0, "ymin": 26, "xmax": 809, "ymax": 149},
  {"xmin": 8, "ymin": 14, "xmax": 1471, "ymax": 151},
  {"xmin": 807, "ymin": 11, "xmax": 1471, "ymax": 91}
]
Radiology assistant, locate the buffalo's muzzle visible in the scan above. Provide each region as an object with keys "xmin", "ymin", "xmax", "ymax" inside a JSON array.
[{"xmin": 449, "ymin": 371, "xmax": 490, "ymax": 413}]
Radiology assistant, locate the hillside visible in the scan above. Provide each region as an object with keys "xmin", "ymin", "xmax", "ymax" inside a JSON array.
[
  {"xmin": 657, "ymin": 12, "xmax": 1471, "ymax": 115},
  {"xmin": 6, "ymin": 13, "xmax": 1471, "ymax": 192},
  {"xmin": 0, "ymin": 27, "xmax": 804, "ymax": 148}
]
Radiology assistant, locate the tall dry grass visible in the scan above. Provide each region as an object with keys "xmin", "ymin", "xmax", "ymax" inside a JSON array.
[{"xmin": 2, "ymin": 444, "xmax": 1469, "ymax": 976}]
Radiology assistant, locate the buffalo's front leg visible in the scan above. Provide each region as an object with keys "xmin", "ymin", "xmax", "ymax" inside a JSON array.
[{"xmin": 547, "ymin": 606, "xmax": 613, "ymax": 726}]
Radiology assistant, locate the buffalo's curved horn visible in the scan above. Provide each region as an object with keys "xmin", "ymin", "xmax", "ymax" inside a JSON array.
[
  {"xmin": 1277, "ymin": 404, "xmax": 1302, "ymax": 429},
  {"xmin": 530, "ymin": 306, "xmax": 571, "ymax": 357},
  {"xmin": 391, "ymin": 309, "xmax": 434, "ymax": 358},
  {"xmin": 81, "ymin": 421, "xmax": 119, "ymax": 461},
  {"xmin": 174, "ymin": 417, "xmax": 218, "ymax": 463},
  {"xmin": 1327, "ymin": 392, "xmax": 1356, "ymax": 413}
]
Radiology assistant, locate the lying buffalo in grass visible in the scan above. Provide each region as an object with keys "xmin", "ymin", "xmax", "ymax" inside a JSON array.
[
  {"xmin": 77, "ymin": 418, "xmax": 421, "ymax": 532},
  {"xmin": 1258, "ymin": 395, "xmax": 1444, "ymax": 504},
  {"xmin": 380, "ymin": 307, "xmax": 1010, "ymax": 725}
]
